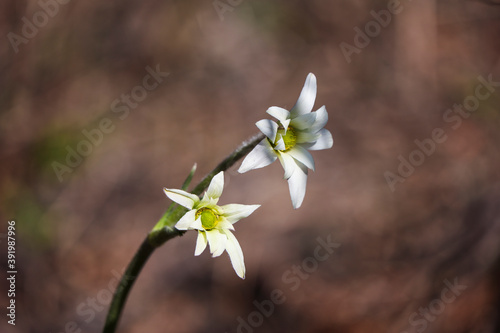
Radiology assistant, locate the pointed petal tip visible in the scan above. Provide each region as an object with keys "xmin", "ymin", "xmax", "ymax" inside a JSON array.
[
  {"xmin": 194, "ymin": 231, "xmax": 208, "ymax": 256},
  {"xmin": 287, "ymin": 163, "xmax": 308, "ymax": 209},
  {"xmin": 206, "ymin": 171, "xmax": 224, "ymax": 200},
  {"xmin": 307, "ymin": 72, "xmax": 316, "ymax": 79},
  {"xmin": 223, "ymin": 230, "xmax": 246, "ymax": 280},
  {"xmin": 163, "ymin": 188, "xmax": 199, "ymax": 209},
  {"xmin": 290, "ymin": 73, "xmax": 317, "ymax": 117}
]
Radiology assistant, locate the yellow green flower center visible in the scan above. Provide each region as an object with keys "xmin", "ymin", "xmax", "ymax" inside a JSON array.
[
  {"xmin": 196, "ymin": 207, "xmax": 218, "ymax": 230},
  {"xmin": 271, "ymin": 127, "xmax": 297, "ymax": 151}
]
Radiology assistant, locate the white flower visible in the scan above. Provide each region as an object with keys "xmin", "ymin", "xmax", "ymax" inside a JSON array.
[
  {"xmin": 163, "ymin": 171, "xmax": 259, "ymax": 279},
  {"xmin": 238, "ymin": 73, "xmax": 333, "ymax": 209}
]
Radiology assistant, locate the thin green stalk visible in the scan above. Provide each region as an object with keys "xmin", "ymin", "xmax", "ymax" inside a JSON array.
[
  {"xmin": 191, "ymin": 133, "xmax": 265, "ymax": 196},
  {"xmin": 102, "ymin": 133, "xmax": 264, "ymax": 333}
]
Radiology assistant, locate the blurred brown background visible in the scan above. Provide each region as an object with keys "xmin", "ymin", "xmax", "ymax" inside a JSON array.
[{"xmin": 1, "ymin": 0, "xmax": 500, "ymax": 332}]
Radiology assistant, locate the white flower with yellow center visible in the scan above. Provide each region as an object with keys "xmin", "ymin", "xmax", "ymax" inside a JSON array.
[
  {"xmin": 163, "ymin": 171, "xmax": 259, "ymax": 279},
  {"xmin": 238, "ymin": 73, "xmax": 333, "ymax": 209}
]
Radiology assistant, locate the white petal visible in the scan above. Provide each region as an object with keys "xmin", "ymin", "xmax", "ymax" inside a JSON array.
[
  {"xmin": 303, "ymin": 129, "xmax": 333, "ymax": 151},
  {"xmin": 238, "ymin": 139, "xmax": 277, "ymax": 173},
  {"xmin": 205, "ymin": 171, "xmax": 224, "ymax": 200},
  {"xmin": 280, "ymin": 118, "xmax": 291, "ymax": 130},
  {"xmin": 266, "ymin": 106, "xmax": 290, "ymax": 124},
  {"xmin": 287, "ymin": 145, "xmax": 315, "ymax": 171},
  {"xmin": 194, "ymin": 231, "xmax": 208, "ymax": 256},
  {"xmin": 163, "ymin": 188, "xmax": 199, "ymax": 209},
  {"xmin": 191, "ymin": 216, "xmax": 203, "ymax": 230},
  {"xmin": 206, "ymin": 230, "xmax": 227, "ymax": 257},
  {"xmin": 290, "ymin": 73, "xmax": 317, "ymax": 117},
  {"xmin": 287, "ymin": 161, "xmax": 308, "ymax": 209},
  {"xmin": 310, "ymin": 105, "xmax": 328, "ymax": 132},
  {"xmin": 274, "ymin": 135, "xmax": 286, "ymax": 151},
  {"xmin": 212, "ymin": 234, "xmax": 228, "ymax": 257},
  {"xmin": 278, "ymin": 152, "xmax": 298, "ymax": 180},
  {"xmin": 296, "ymin": 130, "xmax": 319, "ymax": 144},
  {"xmin": 290, "ymin": 112, "xmax": 316, "ymax": 130},
  {"xmin": 222, "ymin": 229, "xmax": 245, "ymax": 279},
  {"xmin": 216, "ymin": 217, "xmax": 235, "ymax": 231},
  {"xmin": 201, "ymin": 196, "xmax": 219, "ymax": 207},
  {"xmin": 221, "ymin": 204, "xmax": 260, "ymax": 224},
  {"xmin": 256, "ymin": 119, "xmax": 278, "ymax": 142},
  {"xmin": 174, "ymin": 209, "xmax": 197, "ymax": 230}
]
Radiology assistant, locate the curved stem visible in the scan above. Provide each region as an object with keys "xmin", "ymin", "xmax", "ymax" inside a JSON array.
[
  {"xmin": 102, "ymin": 133, "xmax": 264, "ymax": 333},
  {"xmin": 102, "ymin": 236, "xmax": 155, "ymax": 333},
  {"xmin": 191, "ymin": 133, "xmax": 265, "ymax": 196}
]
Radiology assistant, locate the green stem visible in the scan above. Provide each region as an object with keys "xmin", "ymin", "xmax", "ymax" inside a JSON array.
[
  {"xmin": 191, "ymin": 133, "xmax": 265, "ymax": 196},
  {"xmin": 102, "ymin": 236, "xmax": 153, "ymax": 333},
  {"xmin": 102, "ymin": 133, "xmax": 264, "ymax": 333}
]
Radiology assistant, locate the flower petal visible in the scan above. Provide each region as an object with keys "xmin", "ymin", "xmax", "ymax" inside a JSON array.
[
  {"xmin": 221, "ymin": 204, "xmax": 260, "ymax": 224},
  {"xmin": 287, "ymin": 160, "xmax": 308, "ymax": 209},
  {"xmin": 278, "ymin": 152, "xmax": 298, "ymax": 180},
  {"xmin": 256, "ymin": 119, "xmax": 279, "ymax": 142},
  {"xmin": 266, "ymin": 106, "xmax": 290, "ymax": 124},
  {"xmin": 205, "ymin": 171, "xmax": 224, "ymax": 201},
  {"xmin": 163, "ymin": 188, "xmax": 199, "ymax": 209},
  {"xmin": 310, "ymin": 105, "xmax": 328, "ymax": 132},
  {"xmin": 194, "ymin": 231, "xmax": 208, "ymax": 256},
  {"xmin": 303, "ymin": 128, "xmax": 333, "ymax": 151},
  {"xmin": 238, "ymin": 139, "xmax": 277, "ymax": 173},
  {"xmin": 216, "ymin": 217, "xmax": 235, "ymax": 230},
  {"xmin": 212, "ymin": 234, "xmax": 228, "ymax": 257},
  {"xmin": 222, "ymin": 229, "xmax": 246, "ymax": 279},
  {"xmin": 287, "ymin": 145, "xmax": 315, "ymax": 171},
  {"xmin": 274, "ymin": 135, "xmax": 286, "ymax": 151},
  {"xmin": 206, "ymin": 230, "xmax": 227, "ymax": 257},
  {"xmin": 290, "ymin": 112, "xmax": 317, "ymax": 130},
  {"xmin": 174, "ymin": 209, "xmax": 198, "ymax": 230},
  {"xmin": 296, "ymin": 130, "xmax": 319, "ymax": 144},
  {"xmin": 280, "ymin": 119, "xmax": 291, "ymax": 130},
  {"xmin": 191, "ymin": 216, "xmax": 203, "ymax": 230},
  {"xmin": 290, "ymin": 73, "xmax": 317, "ymax": 117}
]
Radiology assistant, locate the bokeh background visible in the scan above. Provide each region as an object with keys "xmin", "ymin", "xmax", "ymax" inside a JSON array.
[{"xmin": 1, "ymin": 0, "xmax": 500, "ymax": 332}]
